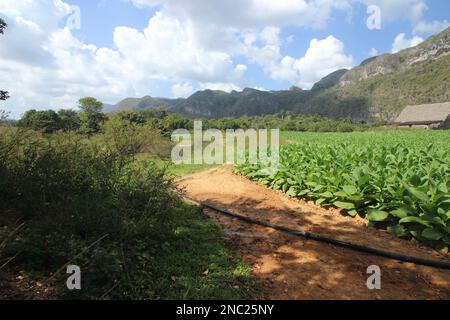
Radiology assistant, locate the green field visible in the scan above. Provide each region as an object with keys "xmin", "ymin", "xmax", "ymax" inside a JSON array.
[{"xmin": 237, "ymin": 131, "xmax": 450, "ymax": 247}]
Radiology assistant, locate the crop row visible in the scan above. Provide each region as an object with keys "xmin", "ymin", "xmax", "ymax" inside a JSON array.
[{"xmin": 236, "ymin": 139, "xmax": 450, "ymax": 247}]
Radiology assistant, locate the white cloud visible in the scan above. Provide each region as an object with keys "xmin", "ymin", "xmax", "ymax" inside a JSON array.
[
  {"xmin": 286, "ymin": 35, "xmax": 295, "ymax": 45},
  {"xmin": 413, "ymin": 20, "xmax": 450, "ymax": 35},
  {"xmin": 134, "ymin": 0, "xmax": 428, "ymax": 25},
  {"xmin": 113, "ymin": 12, "xmax": 243, "ymax": 84},
  {"xmin": 369, "ymin": 48, "xmax": 379, "ymax": 57},
  {"xmin": 0, "ymin": 2, "xmax": 247, "ymax": 117},
  {"xmin": 171, "ymin": 82, "xmax": 194, "ymax": 98},
  {"xmin": 199, "ymin": 82, "xmax": 242, "ymax": 92},
  {"xmin": 129, "ymin": 0, "xmax": 350, "ymax": 29},
  {"xmin": 292, "ymin": 36, "xmax": 353, "ymax": 88},
  {"xmin": 358, "ymin": 0, "xmax": 428, "ymax": 21},
  {"xmin": 129, "ymin": 0, "xmax": 162, "ymax": 8},
  {"xmin": 246, "ymin": 34, "xmax": 353, "ymax": 88},
  {"xmin": 392, "ymin": 33, "xmax": 424, "ymax": 53}
]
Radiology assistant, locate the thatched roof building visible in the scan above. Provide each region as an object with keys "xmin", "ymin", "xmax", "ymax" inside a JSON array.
[{"xmin": 395, "ymin": 102, "xmax": 450, "ymax": 129}]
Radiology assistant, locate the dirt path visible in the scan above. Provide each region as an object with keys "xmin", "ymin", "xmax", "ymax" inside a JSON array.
[{"xmin": 177, "ymin": 166, "xmax": 450, "ymax": 300}]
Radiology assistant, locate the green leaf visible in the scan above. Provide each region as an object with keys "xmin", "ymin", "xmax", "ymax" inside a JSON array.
[
  {"xmin": 334, "ymin": 191, "xmax": 349, "ymax": 198},
  {"xmin": 409, "ymin": 175, "xmax": 422, "ymax": 187},
  {"xmin": 421, "ymin": 228, "xmax": 443, "ymax": 241},
  {"xmin": 333, "ymin": 201, "xmax": 355, "ymax": 210},
  {"xmin": 406, "ymin": 186, "xmax": 429, "ymax": 203},
  {"xmin": 343, "ymin": 185, "xmax": 358, "ymax": 195},
  {"xmin": 319, "ymin": 191, "xmax": 333, "ymax": 199},
  {"xmin": 366, "ymin": 209, "xmax": 389, "ymax": 222},
  {"xmin": 286, "ymin": 187, "xmax": 297, "ymax": 197},
  {"xmin": 399, "ymin": 216, "xmax": 432, "ymax": 227},
  {"xmin": 347, "ymin": 209, "xmax": 358, "ymax": 217},
  {"xmin": 316, "ymin": 198, "xmax": 326, "ymax": 205},
  {"xmin": 390, "ymin": 208, "xmax": 409, "ymax": 219},
  {"xmin": 387, "ymin": 225, "xmax": 407, "ymax": 237}
]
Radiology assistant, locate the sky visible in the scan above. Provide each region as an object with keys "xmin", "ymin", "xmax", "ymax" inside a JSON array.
[{"xmin": 0, "ymin": 0, "xmax": 449, "ymax": 118}]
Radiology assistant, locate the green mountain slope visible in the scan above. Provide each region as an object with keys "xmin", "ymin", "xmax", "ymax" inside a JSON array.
[{"xmin": 301, "ymin": 54, "xmax": 450, "ymax": 120}]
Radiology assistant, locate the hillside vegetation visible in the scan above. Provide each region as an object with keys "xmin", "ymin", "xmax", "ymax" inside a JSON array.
[{"xmin": 305, "ymin": 54, "xmax": 450, "ymax": 120}]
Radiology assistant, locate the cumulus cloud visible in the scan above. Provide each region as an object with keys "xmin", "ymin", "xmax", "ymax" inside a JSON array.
[
  {"xmin": 113, "ymin": 12, "xmax": 243, "ymax": 84},
  {"xmin": 0, "ymin": 2, "xmax": 247, "ymax": 117},
  {"xmin": 246, "ymin": 33, "xmax": 353, "ymax": 88},
  {"xmin": 392, "ymin": 33, "xmax": 424, "ymax": 53},
  {"xmin": 289, "ymin": 36, "xmax": 353, "ymax": 88},
  {"xmin": 413, "ymin": 20, "xmax": 450, "ymax": 35}
]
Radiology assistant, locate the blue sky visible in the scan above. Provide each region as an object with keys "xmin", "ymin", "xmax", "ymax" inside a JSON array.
[{"xmin": 0, "ymin": 0, "xmax": 449, "ymax": 117}]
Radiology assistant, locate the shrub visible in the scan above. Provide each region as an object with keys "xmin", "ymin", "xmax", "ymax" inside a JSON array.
[{"xmin": 0, "ymin": 126, "xmax": 181, "ymax": 298}]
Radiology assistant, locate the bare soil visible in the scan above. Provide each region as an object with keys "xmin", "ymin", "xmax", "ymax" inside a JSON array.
[{"xmin": 177, "ymin": 166, "xmax": 450, "ymax": 300}]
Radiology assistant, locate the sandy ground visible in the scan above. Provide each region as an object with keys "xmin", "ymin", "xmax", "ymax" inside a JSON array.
[{"xmin": 177, "ymin": 166, "xmax": 450, "ymax": 300}]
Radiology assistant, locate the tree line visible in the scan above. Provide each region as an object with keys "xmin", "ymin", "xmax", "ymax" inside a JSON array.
[
  {"xmin": 14, "ymin": 100, "xmax": 380, "ymax": 135},
  {"xmin": 18, "ymin": 97, "xmax": 107, "ymax": 134}
]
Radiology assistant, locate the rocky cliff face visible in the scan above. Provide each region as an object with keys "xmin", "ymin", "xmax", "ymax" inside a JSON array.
[
  {"xmin": 311, "ymin": 69, "xmax": 348, "ymax": 90},
  {"xmin": 339, "ymin": 27, "xmax": 450, "ymax": 87}
]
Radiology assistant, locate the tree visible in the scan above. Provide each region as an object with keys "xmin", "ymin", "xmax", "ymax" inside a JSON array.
[
  {"xmin": 115, "ymin": 111, "xmax": 147, "ymax": 125},
  {"xmin": 78, "ymin": 97, "xmax": 103, "ymax": 114},
  {"xmin": 0, "ymin": 18, "xmax": 6, "ymax": 35},
  {"xmin": 148, "ymin": 108, "xmax": 169, "ymax": 120},
  {"xmin": 19, "ymin": 109, "xmax": 61, "ymax": 133},
  {"xmin": 0, "ymin": 18, "xmax": 8, "ymax": 101},
  {"xmin": 58, "ymin": 109, "xmax": 80, "ymax": 131},
  {"xmin": 78, "ymin": 97, "xmax": 106, "ymax": 134},
  {"xmin": 0, "ymin": 91, "xmax": 9, "ymax": 101},
  {"xmin": 0, "ymin": 109, "xmax": 9, "ymax": 122},
  {"xmin": 160, "ymin": 114, "xmax": 192, "ymax": 135}
]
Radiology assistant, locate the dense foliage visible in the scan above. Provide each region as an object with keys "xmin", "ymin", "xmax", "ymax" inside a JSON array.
[
  {"xmin": 17, "ymin": 97, "xmax": 107, "ymax": 134},
  {"xmin": 236, "ymin": 131, "xmax": 450, "ymax": 248},
  {"xmin": 202, "ymin": 113, "xmax": 377, "ymax": 132},
  {"xmin": 0, "ymin": 122, "xmax": 256, "ymax": 299},
  {"xmin": 17, "ymin": 106, "xmax": 380, "ymax": 135}
]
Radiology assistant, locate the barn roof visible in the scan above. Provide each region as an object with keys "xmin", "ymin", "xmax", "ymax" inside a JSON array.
[{"xmin": 395, "ymin": 102, "xmax": 450, "ymax": 124}]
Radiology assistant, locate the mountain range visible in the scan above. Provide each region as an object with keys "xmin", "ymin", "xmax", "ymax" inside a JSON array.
[{"xmin": 105, "ymin": 27, "xmax": 450, "ymax": 121}]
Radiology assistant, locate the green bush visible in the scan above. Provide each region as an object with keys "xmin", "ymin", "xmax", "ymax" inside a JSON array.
[
  {"xmin": 0, "ymin": 124, "xmax": 257, "ymax": 299},
  {"xmin": 0, "ymin": 127, "xmax": 179, "ymax": 298}
]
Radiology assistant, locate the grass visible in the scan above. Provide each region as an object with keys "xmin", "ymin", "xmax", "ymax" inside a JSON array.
[{"xmin": 147, "ymin": 202, "xmax": 259, "ymax": 300}]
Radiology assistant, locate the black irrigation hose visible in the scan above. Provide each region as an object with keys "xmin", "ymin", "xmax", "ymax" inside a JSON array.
[{"xmin": 195, "ymin": 200, "xmax": 450, "ymax": 270}]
